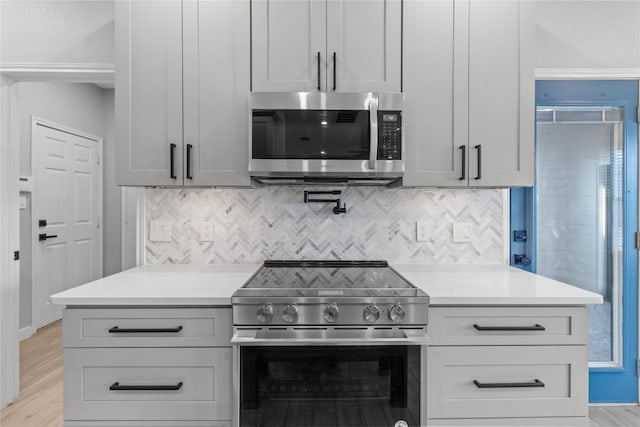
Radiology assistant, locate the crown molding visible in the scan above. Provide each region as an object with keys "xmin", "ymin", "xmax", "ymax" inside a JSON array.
[
  {"xmin": 0, "ymin": 62, "xmax": 115, "ymax": 88},
  {"xmin": 536, "ymin": 68, "xmax": 640, "ymax": 80}
]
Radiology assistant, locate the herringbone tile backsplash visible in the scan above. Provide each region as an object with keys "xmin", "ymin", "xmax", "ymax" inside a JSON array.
[{"xmin": 145, "ymin": 187, "xmax": 503, "ymax": 264}]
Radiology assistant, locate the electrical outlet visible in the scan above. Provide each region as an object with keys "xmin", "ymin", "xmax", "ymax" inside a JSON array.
[
  {"xmin": 200, "ymin": 222, "xmax": 214, "ymax": 242},
  {"xmin": 453, "ymin": 222, "xmax": 472, "ymax": 243},
  {"xmin": 416, "ymin": 221, "xmax": 429, "ymax": 242},
  {"xmin": 149, "ymin": 221, "xmax": 172, "ymax": 242}
]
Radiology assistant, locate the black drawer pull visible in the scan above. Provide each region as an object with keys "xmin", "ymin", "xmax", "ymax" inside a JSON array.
[
  {"xmin": 108, "ymin": 326, "xmax": 183, "ymax": 333},
  {"xmin": 474, "ymin": 379, "xmax": 545, "ymax": 389},
  {"xmin": 109, "ymin": 381, "xmax": 183, "ymax": 391},
  {"xmin": 473, "ymin": 324, "xmax": 546, "ymax": 331}
]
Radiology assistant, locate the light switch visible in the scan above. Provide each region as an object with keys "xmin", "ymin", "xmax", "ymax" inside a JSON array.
[
  {"xmin": 149, "ymin": 221, "xmax": 172, "ymax": 242},
  {"xmin": 416, "ymin": 221, "xmax": 429, "ymax": 242},
  {"xmin": 453, "ymin": 222, "xmax": 472, "ymax": 243},
  {"xmin": 200, "ymin": 222, "xmax": 214, "ymax": 242}
]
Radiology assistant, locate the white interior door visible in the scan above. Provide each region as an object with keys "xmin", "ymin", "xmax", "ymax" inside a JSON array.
[{"xmin": 32, "ymin": 118, "xmax": 102, "ymax": 328}]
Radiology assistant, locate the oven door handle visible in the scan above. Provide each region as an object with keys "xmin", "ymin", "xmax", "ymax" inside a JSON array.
[
  {"xmin": 230, "ymin": 328, "xmax": 429, "ymax": 346},
  {"xmin": 368, "ymin": 96, "xmax": 379, "ymax": 170}
]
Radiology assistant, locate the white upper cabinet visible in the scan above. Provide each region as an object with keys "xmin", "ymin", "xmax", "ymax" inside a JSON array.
[
  {"xmin": 252, "ymin": 0, "xmax": 326, "ymax": 92},
  {"xmin": 467, "ymin": 0, "xmax": 535, "ymax": 187},
  {"xmin": 183, "ymin": 0, "xmax": 251, "ymax": 187},
  {"xmin": 252, "ymin": 0, "xmax": 402, "ymax": 93},
  {"xmin": 403, "ymin": 0, "xmax": 534, "ymax": 188},
  {"xmin": 116, "ymin": 0, "xmax": 183, "ymax": 186},
  {"xmin": 403, "ymin": 0, "xmax": 463, "ymax": 187},
  {"xmin": 327, "ymin": 0, "xmax": 402, "ymax": 92},
  {"xmin": 116, "ymin": 0, "xmax": 251, "ymax": 187}
]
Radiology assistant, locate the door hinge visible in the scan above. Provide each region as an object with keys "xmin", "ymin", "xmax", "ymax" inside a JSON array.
[
  {"xmin": 636, "ymin": 358, "xmax": 640, "ymax": 376},
  {"xmin": 96, "ymin": 153, "xmax": 100, "ymax": 165},
  {"xmin": 636, "ymin": 106, "xmax": 640, "ymax": 123},
  {"xmin": 636, "ymin": 232, "xmax": 640, "ymax": 250}
]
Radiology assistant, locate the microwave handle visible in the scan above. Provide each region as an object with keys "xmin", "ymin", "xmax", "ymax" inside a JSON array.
[{"xmin": 368, "ymin": 100, "xmax": 378, "ymax": 170}]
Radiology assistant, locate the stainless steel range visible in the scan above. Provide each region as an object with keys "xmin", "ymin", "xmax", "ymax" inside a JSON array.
[{"xmin": 231, "ymin": 260, "xmax": 429, "ymax": 427}]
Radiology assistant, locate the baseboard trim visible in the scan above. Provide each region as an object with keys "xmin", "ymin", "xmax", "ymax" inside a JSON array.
[{"xmin": 18, "ymin": 325, "xmax": 35, "ymax": 342}]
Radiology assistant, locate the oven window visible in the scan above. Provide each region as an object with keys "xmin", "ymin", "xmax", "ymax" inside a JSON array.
[
  {"xmin": 252, "ymin": 110, "xmax": 370, "ymax": 160},
  {"xmin": 240, "ymin": 346, "xmax": 420, "ymax": 427}
]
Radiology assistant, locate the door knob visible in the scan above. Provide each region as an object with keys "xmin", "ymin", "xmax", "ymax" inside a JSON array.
[{"xmin": 39, "ymin": 233, "xmax": 58, "ymax": 241}]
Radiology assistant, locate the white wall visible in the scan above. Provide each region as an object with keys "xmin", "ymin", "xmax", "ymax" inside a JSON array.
[
  {"xmin": 13, "ymin": 82, "xmax": 121, "ymax": 329},
  {"xmin": 536, "ymin": 0, "xmax": 640, "ymax": 70},
  {"xmin": 0, "ymin": 0, "xmax": 114, "ymax": 66}
]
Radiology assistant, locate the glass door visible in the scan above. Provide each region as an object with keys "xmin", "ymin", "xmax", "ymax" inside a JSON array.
[{"xmin": 511, "ymin": 80, "xmax": 638, "ymax": 402}]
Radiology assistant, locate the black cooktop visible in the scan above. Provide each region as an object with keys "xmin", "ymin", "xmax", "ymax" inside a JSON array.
[{"xmin": 242, "ymin": 260, "xmax": 414, "ymax": 290}]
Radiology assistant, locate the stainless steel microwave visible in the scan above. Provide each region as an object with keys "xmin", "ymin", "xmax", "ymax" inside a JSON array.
[{"xmin": 249, "ymin": 92, "xmax": 405, "ymax": 185}]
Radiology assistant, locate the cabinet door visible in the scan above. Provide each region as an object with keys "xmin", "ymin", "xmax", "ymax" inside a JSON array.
[
  {"xmin": 467, "ymin": 0, "xmax": 534, "ymax": 187},
  {"xmin": 64, "ymin": 347, "xmax": 232, "ymax": 421},
  {"xmin": 183, "ymin": 0, "xmax": 251, "ymax": 186},
  {"xmin": 327, "ymin": 0, "xmax": 402, "ymax": 93},
  {"xmin": 115, "ymin": 0, "xmax": 183, "ymax": 186},
  {"xmin": 403, "ymin": 0, "xmax": 468, "ymax": 187},
  {"xmin": 252, "ymin": 0, "xmax": 326, "ymax": 92}
]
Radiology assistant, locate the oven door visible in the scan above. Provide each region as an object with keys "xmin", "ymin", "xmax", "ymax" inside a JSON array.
[
  {"xmin": 250, "ymin": 92, "xmax": 379, "ymax": 177},
  {"xmin": 232, "ymin": 328, "xmax": 427, "ymax": 427}
]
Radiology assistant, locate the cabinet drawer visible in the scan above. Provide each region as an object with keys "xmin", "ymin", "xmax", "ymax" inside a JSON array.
[
  {"xmin": 427, "ymin": 345, "xmax": 588, "ymax": 419},
  {"xmin": 428, "ymin": 306, "xmax": 588, "ymax": 346},
  {"xmin": 64, "ymin": 348, "xmax": 232, "ymax": 421},
  {"xmin": 63, "ymin": 308, "xmax": 231, "ymax": 347}
]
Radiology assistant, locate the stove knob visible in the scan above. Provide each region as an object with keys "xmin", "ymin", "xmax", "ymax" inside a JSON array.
[
  {"xmin": 363, "ymin": 304, "xmax": 380, "ymax": 323},
  {"xmin": 282, "ymin": 304, "xmax": 299, "ymax": 323},
  {"xmin": 388, "ymin": 304, "xmax": 406, "ymax": 323},
  {"xmin": 256, "ymin": 304, "xmax": 274, "ymax": 323},
  {"xmin": 323, "ymin": 303, "xmax": 340, "ymax": 323}
]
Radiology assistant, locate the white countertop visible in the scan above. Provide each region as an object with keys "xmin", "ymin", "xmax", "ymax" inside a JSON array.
[
  {"xmin": 51, "ymin": 263, "xmax": 603, "ymax": 307},
  {"xmin": 50, "ymin": 264, "xmax": 261, "ymax": 306},
  {"xmin": 392, "ymin": 264, "xmax": 603, "ymax": 305}
]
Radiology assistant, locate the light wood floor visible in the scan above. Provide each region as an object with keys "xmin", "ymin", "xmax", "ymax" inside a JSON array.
[
  {"xmin": 0, "ymin": 321, "xmax": 63, "ymax": 427},
  {"xmin": 1, "ymin": 321, "xmax": 640, "ymax": 427}
]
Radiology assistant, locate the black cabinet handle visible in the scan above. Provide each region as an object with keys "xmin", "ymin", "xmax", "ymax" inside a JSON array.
[
  {"xmin": 474, "ymin": 144, "xmax": 481, "ymax": 180},
  {"xmin": 38, "ymin": 233, "xmax": 58, "ymax": 241},
  {"xmin": 473, "ymin": 324, "xmax": 545, "ymax": 331},
  {"xmin": 459, "ymin": 145, "xmax": 466, "ymax": 181},
  {"xmin": 186, "ymin": 144, "xmax": 193, "ymax": 180},
  {"xmin": 474, "ymin": 379, "xmax": 545, "ymax": 389},
  {"xmin": 110, "ymin": 381, "xmax": 183, "ymax": 391},
  {"xmin": 169, "ymin": 143, "xmax": 177, "ymax": 179},
  {"xmin": 317, "ymin": 52, "xmax": 321, "ymax": 91},
  {"xmin": 108, "ymin": 326, "xmax": 183, "ymax": 333},
  {"xmin": 332, "ymin": 52, "xmax": 337, "ymax": 91}
]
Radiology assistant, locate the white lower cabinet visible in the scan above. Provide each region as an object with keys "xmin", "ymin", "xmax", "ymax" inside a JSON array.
[
  {"xmin": 427, "ymin": 306, "xmax": 590, "ymax": 426},
  {"xmin": 63, "ymin": 308, "xmax": 233, "ymax": 426}
]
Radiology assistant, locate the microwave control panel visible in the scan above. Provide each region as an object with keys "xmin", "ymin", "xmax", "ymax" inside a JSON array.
[{"xmin": 377, "ymin": 111, "xmax": 402, "ymax": 160}]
